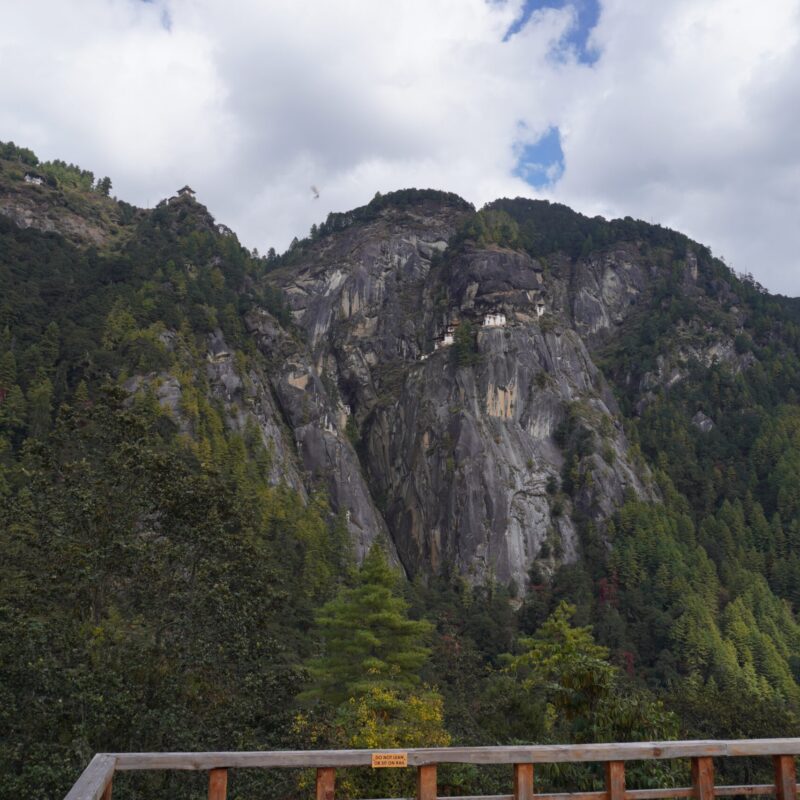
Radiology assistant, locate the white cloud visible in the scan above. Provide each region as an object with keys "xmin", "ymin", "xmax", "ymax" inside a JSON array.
[
  {"xmin": 1, "ymin": 1, "xmax": 800, "ymax": 294},
  {"xmin": 550, "ymin": 0, "xmax": 800, "ymax": 294},
  {"xmin": 0, "ymin": 0, "xmax": 238, "ymax": 205}
]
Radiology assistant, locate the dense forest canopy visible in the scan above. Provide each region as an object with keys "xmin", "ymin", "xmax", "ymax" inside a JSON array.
[{"xmin": 2, "ymin": 142, "xmax": 800, "ymax": 799}]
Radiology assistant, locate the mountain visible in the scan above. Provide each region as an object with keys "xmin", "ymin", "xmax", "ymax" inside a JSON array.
[
  {"xmin": 254, "ymin": 189, "xmax": 800, "ymax": 592},
  {"xmin": 3, "ymin": 141, "xmax": 800, "ymax": 797}
]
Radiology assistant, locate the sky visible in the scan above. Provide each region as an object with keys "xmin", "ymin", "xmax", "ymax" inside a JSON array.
[{"xmin": 2, "ymin": 0, "xmax": 800, "ymax": 295}]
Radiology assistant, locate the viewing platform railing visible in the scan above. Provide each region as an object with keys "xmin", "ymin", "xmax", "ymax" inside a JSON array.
[{"xmin": 64, "ymin": 739, "xmax": 800, "ymax": 800}]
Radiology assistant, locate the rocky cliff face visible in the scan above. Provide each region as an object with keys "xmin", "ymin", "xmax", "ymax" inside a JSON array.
[
  {"xmin": 258, "ymin": 195, "xmax": 679, "ymax": 588},
  {"xmin": 0, "ymin": 165, "xmax": 139, "ymax": 249},
  {"xmin": 0, "ymin": 192, "xmax": 111, "ymax": 247}
]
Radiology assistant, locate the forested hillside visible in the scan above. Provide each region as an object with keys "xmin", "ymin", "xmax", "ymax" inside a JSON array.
[{"xmin": 2, "ymin": 141, "xmax": 800, "ymax": 799}]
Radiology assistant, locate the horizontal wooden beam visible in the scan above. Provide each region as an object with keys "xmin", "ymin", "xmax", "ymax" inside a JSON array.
[
  {"xmin": 64, "ymin": 754, "xmax": 116, "ymax": 800},
  {"xmin": 110, "ymin": 740, "xmax": 800, "ymax": 771},
  {"xmin": 433, "ymin": 796, "xmax": 512, "ymax": 800},
  {"xmin": 345, "ymin": 787, "xmax": 793, "ymax": 800},
  {"xmin": 353, "ymin": 787, "xmax": 788, "ymax": 800},
  {"xmin": 626, "ymin": 789, "xmax": 694, "ymax": 799},
  {"xmin": 590, "ymin": 785, "xmax": 778, "ymax": 800}
]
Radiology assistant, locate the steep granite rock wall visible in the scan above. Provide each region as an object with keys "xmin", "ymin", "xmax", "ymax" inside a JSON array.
[{"xmin": 265, "ymin": 197, "xmax": 657, "ymax": 586}]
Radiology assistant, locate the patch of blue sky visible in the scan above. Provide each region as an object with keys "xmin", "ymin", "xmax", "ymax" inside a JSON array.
[
  {"xmin": 503, "ymin": 0, "xmax": 600, "ymax": 65},
  {"xmin": 136, "ymin": 0, "xmax": 172, "ymax": 30},
  {"xmin": 513, "ymin": 126, "xmax": 564, "ymax": 189}
]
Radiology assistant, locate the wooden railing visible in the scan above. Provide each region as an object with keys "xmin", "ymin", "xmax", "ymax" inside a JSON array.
[{"xmin": 64, "ymin": 740, "xmax": 800, "ymax": 800}]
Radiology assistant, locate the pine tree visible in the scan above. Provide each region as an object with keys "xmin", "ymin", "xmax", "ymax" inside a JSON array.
[
  {"xmin": 26, "ymin": 374, "xmax": 52, "ymax": 439},
  {"xmin": 0, "ymin": 385, "xmax": 26, "ymax": 435},
  {"xmin": 297, "ymin": 546, "xmax": 447, "ymax": 800},
  {"xmin": 302, "ymin": 544, "xmax": 432, "ymax": 704},
  {"xmin": 452, "ymin": 321, "xmax": 479, "ymax": 367},
  {"xmin": 0, "ymin": 350, "xmax": 16, "ymax": 388}
]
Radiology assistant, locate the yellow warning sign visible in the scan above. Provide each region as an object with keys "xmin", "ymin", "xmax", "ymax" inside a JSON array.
[{"xmin": 371, "ymin": 752, "xmax": 408, "ymax": 768}]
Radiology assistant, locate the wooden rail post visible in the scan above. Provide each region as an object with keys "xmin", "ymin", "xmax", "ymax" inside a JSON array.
[
  {"xmin": 691, "ymin": 757, "xmax": 714, "ymax": 800},
  {"xmin": 316, "ymin": 767, "xmax": 336, "ymax": 800},
  {"xmin": 208, "ymin": 767, "xmax": 228, "ymax": 800},
  {"xmin": 101, "ymin": 778, "xmax": 113, "ymax": 800},
  {"xmin": 418, "ymin": 764, "xmax": 437, "ymax": 800},
  {"xmin": 606, "ymin": 760, "xmax": 626, "ymax": 800},
  {"xmin": 774, "ymin": 755, "xmax": 797, "ymax": 800},
  {"xmin": 514, "ymin": 763, "xmax": 535, "ymax": 800}
]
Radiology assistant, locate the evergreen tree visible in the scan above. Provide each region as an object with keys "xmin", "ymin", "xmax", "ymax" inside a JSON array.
[
  {"xmin": 302, "ymin": 544, "xmax": 433, "ymax": 705},
  {"xmin": 497, "ymin": 602, "xmax": 677, "ymax": 744},
  {"xmin": 452, "ymin": 321, "xmax": 479, "ymax": 367},
  {"xmin": 25, "ymin": 373, "xmax": 52, "ymax": 439},
  {"xmin": 483, "ymin": 603, "xmax": 678, "ymax": 791},
  {"xmin": 0, "ymin": 350, "xmax": 16, "ymax": 387},
  {"xmin": 298, "ymin": 546, "xmax": 448, "ymax": 799}
]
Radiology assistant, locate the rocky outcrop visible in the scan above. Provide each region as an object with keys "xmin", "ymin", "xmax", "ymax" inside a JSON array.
[
  {"xmin": 246, "ymin": 302, "xmax": 398, "ymax": 561},
  {"xmin": 567, "ymin": 245, "xmax": 650, "ymax": 342},
  {"xmin": 692, "ymin": 411, "xmax": 715, "ymax": 433},
  {"xmin": 365, "ymin": 323, "xmax": 650, "ymax": 587},
  {"xmin": 262, "ymin": 196, "xmax": 659, "ymax": 587},
  {"xmin": 0, "ymin": 192, "xmax": 111, "ymax": 247},
  {"xmin": 124, "ymin": 326, "xmax": 308, "ymax": 497},
  {"xmin": 204, "ymin": 329, "xmax": 308, "ymax": 497}
]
